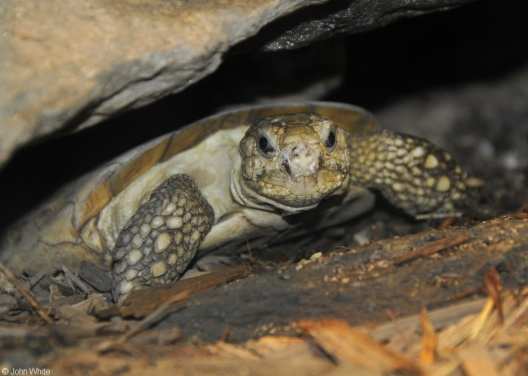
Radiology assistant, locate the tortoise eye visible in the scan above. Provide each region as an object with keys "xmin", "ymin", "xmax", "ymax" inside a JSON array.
[
  {"xmin": 258, "ymin": 135, "xmax": 274, "ymax": 156},
  {"xmin": 325, "ymin": 130, "xmax": 336, "ymax": 149}
]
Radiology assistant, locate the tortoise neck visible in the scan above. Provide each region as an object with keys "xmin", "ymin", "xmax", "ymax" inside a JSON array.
[
  {"xmin": 229, "ymin": 168, "xmax": 266, "ymax": 211},
  {"xmin": 229, "ymin": 168, "xmax": 317, "ymax": 214}
]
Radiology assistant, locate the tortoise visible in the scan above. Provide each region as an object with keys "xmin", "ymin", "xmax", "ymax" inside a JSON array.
[{"xmin": 0, "ymin": 102, "xmax": 480, "ymax": 301}]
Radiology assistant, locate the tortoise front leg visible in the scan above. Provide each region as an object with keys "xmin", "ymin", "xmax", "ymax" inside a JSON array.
[
  {"xmin": 348, "ymin": 130, "xmax": 482, "ymax": 219},
  {"xmin": 111, "ymin": 174, "xmax": 214, "ymax": 301}
]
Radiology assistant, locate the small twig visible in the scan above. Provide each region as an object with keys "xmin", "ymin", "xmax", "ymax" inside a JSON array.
[
  {"xmin": 62, "ymin": 265, "xmax": 93, "ymax": 295},
  {"xmin": 442, "ymin": 287, "xmax": 483, "ymax": 304},
  {"xmin": 368, "ymin": 298, "xmax": 487, "ymax": 342},
  {"xmin": 419, "ymin": 308, "xmax": 438, "ymax": 366},
  {"xmin": 28, "ymin": 270, "xmax": 47, "ymax": 289},
  {"xmin": 118, "ymin": 290, "xmax": 189, "ymax": 342},
  {"xmin": 119, "ymin": 264, "xmax": 251, "ymax": 318},
  {"xmin": 391, "ymin": 232, "xmax": 469, "ymax": 266},
  {"xmin": 0, "ymin": 262, "xmax": 53, "ymax": 324},
  {"xmin": 484, "ymin": 268, "xmax": 504, "ymax": 324},
  {"xmin": 469, "ymin": 298, "xmax": 494, "ymax": 340}
]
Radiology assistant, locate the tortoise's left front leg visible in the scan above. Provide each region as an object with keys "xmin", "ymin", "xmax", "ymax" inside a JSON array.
[
  {"xmin": 111, "ymin": 174, "xmax": 214, "ymax": 301},
  {"xmin": 348, "ymin": 129, "xmax": 482, "ymax": 219}
]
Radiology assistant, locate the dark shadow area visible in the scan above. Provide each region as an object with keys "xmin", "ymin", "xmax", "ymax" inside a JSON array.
[
  {"xmin": 329, "ymin": 0, "xmax": 527, "ymax": 107},
  {"xmin": 0, "ymin": 0, "xmax": 527, "ymax": 231}
]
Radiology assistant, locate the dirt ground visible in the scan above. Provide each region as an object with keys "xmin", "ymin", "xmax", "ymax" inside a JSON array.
[{"xmin": 1, "ymin": 212, "xmax": 528, "ymax": 374}]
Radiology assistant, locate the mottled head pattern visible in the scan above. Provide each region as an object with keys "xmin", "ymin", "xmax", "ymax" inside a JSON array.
[{"xmin": 239, "ymin": 113, "xmax": 350, "ymax": 210}]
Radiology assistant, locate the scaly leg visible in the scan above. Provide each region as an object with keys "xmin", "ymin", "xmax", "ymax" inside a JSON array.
[
  {"xmin": 111, "ymin": 174, "xmax": 214, "ymax": 301},
  {"xmin": 349, "ymin": 130, "xmax": 482, "ymax": 219}
]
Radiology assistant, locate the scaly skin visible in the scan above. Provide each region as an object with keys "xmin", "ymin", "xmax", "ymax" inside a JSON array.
[
  {"xmin": 238, "ymin": 113, "xmax": 351, "ymax": 210},
  {"xmin": 347, "ymin": 129, "xmax": 480, "ymax": 218},
  {"xmin": 238, "ymin": 113, "xmax": 478, "ymax": 217},
  {"xmin": 111, "ymin": 175, "xmax": 214, "ymax": 299}
]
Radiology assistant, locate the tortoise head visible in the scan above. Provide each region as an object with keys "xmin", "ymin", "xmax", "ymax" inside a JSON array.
[{"xmin": 237, "ymin": 113, "xmax": 351, "ymax": 212}]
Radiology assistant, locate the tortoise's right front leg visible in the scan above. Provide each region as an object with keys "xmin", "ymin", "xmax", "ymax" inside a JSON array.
[
  {"xmin": 111, "ymin": 174, "xmax": 214, "ymax": 301},
  {"xmin": 348, "ymin": 130, "xmax": 482, "ymax": 219}
]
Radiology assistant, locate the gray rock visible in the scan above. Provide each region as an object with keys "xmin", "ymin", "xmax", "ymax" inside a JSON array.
[
  {"xmin": 261, "ymin": 0, "xmax": 478, "ymax": 51},
  {"xmin": 0, "ymin": 0, "xmax": 326, "ymax": 166},
  {"xmin": 0, "ymin": 0, "xmax": 475, "ymax": 167}
]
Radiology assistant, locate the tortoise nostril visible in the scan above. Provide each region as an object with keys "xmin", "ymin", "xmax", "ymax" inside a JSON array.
[
  {"xmin": 282, "ymin": 159, "xmax": 292, "ymax": 176},
  {"xmin": 291, "ymin": 146, "xmax": 299, "ymax": 157}
]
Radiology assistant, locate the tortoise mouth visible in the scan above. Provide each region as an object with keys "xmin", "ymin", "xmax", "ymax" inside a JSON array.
[{"xmin": 241, "ymin": 167, "xmax": 348, "ymax": 210}]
